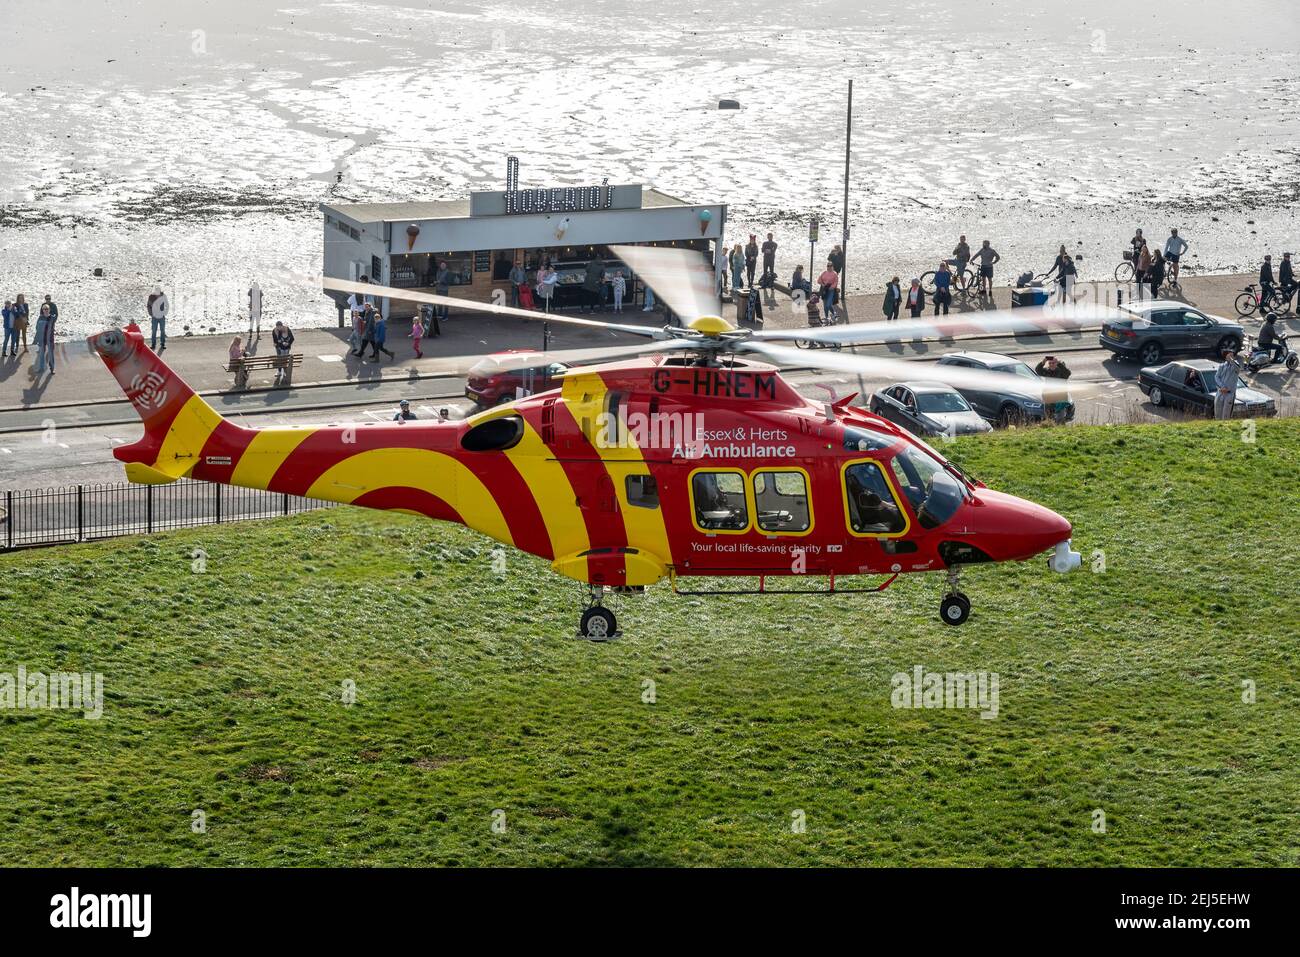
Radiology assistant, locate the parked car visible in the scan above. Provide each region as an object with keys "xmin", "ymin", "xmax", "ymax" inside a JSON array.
[
  {"xmin": 1137, "ymin": 359, "xmax": 1277, "ymax": 418},
  {"xmin": 465, "ymin": 351, "xmax": 569, "ymax": 406},
  {"xmin": 869, "ymin": 381, "xmax": 992, "ymax": 437},
  {"xmin": 1099, "ymin": 301, "xmax": 1244, "ymax": 366},
  {"xmin": 934, "ymin": 351, "xmax": 1075, "ymax": 427}
]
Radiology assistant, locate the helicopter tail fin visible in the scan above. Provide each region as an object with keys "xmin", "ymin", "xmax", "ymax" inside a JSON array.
[{"xmin": 88, "ymin": 324, "xmax": 247, "ymax": 484}]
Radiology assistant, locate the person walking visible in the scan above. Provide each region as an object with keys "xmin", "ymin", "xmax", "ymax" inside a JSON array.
[
  {"xmin": 2, "ymin": 300, "xmax": 15, "ymax": 357},
  {"xmin": 817, "ymin": 260, "xmax": 840, "ymax": 322},
  {"xmin": 33, "ymin": 303, "xmax": 52, "ymax": 376},
  {"xmin": 373, "ymin": 307, "xmax": 395, "ymax": 360},
  {"xmin": 611, "ymin": 271, "xmax": 626, "ymax": 313},
  {"xmin": 13, "ymin": 294, "xmax": 29, "ymax": 353},
  {"xmin": 147, "ymin": 286, "xmax": 169, "ymax": 352},
  {"xmin": 410, "ymin": 311, "xmax": 425, "ymax": 358},
  {"xmin": 1279, "ymin": 252, "xmax": 1296, "ymax": 312},
  {"xmin": 972, "ymin": 241, "xmax": 1000, "ymax": 297},
  {"xmin": 882, "ymin": 277, "xmax": 902, "ymax": 321},
  {"xmin": 1214, "ymin": 348, "xmax": 1241, "ymax": 420},
  {"xmin": 1148, "ymin": 249, "xmax": 1166, "ymax": 300},
  {"xmin": 508, "ymin": 260, "xmax": 527, "ymax": 308},
  {"xmin": 582, "ymin": 256, "xmax": 606, "ymax": 313},
  {"xmin": 760, "ymin": 232, "xmax": 778, "ymax": 286},
  {"xmin": 729, "ymin": 243, "xmax": 744, "ymax": 291},
  {"xmin": 933, "ymin": 261, "xmax": 952, "ymax": 315},
  {"xmin": 271, "ymin": 320, "xmax": 295, "ymax": 385},
  {"xmin": 1164, "ymin": 229, "xmax": 1188, "ymax": 284},
  {"xmin": 905, "ymin": 278, "xmax": 926, "ymax": 317},
  {"xmin": 1259, "ymin": 254, "xmax": 1275, "ymax": 310},
  {"xmin": 744, "ymin": 235, "xmax": 759, "ymax": 288},
  {"xmin": 355, "ymin": 304, "xmax": 378, "ymax": 359}
]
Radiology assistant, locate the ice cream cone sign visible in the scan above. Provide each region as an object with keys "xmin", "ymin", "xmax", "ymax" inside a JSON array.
[
  {"xmin": 406, "ymin": 223, "xmax": 420, "ymax": 251},
  {"xmin": 698, "ymin": 208, "xmax": 712, "ymax": 235}
]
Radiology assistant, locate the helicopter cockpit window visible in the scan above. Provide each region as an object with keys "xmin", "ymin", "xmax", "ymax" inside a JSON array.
[
  {"xmin": 844, "ymin": 462, "xmax": 906, "ymax": 534},
  {"xmin": 842, "ymin": 426, "xmax": 896, "ymax": 453},
  {"xmin": 626, "ymin": 474, "xmax": 659, "ymax": 509},
  {"xmin": 752, "ymin": 470, "xmax": 811, "ymax": 533},
  {"xmin": 691, "ymin": 470, "xmax": 749, "ymax": 531},
  {"xmin": 890, "ymin": 445, "xmax": 964, "ymax": 530}
]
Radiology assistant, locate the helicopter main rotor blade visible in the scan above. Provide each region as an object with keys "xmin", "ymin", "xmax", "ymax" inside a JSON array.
[
  {"xmin": 323, "ymin": 277, "xmax": 671, "ymax": 340},
  {"xmin": 737, "ymin": 340, "xmax": 1114, "ymax": 403},
  {"xmin": 610, "ymin": 244, "xmax": 724, "ymax": 327},
  {"xmin": 753, "ymin": 303, "xmax": 1125, "ymax": 348}
]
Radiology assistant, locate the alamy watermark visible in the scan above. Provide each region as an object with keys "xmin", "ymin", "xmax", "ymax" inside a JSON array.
[
  {"xmin": 0, "ymin": 665, "xmax": 104, "ymax": 719},
  {"xmin": 891, "ymin": 666, "xmax": 999, "ymax": 719}
]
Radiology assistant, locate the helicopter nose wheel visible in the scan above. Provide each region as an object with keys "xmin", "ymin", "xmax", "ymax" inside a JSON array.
[
  {"xmin": 939, "ymin": 567, "xmax": 971, "ymax": 626},
  {"xmin": 577, "ymin": 586, "xmax": 621, "ymax": 641}
]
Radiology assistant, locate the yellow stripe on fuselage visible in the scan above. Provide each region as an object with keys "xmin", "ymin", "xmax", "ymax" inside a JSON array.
[
  {"xmin": 230, "ymin": 427, "xmax": 317, "ymax": 490},
  {"xmin": 504, "ymin": 420, "xmax": 588, "ymax": 566},
  {"xmin": 152, "ymin": 394, "xmax": 225, "ymax": 478},
  {"xmin": 304, "ymin": 448, "xmax": 514, "ymax": 547}
]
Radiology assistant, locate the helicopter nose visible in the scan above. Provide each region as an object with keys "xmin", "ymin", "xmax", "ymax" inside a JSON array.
[{"xmin": 969, "ymin": 489, "xmax": 1073, "ymax": 562}]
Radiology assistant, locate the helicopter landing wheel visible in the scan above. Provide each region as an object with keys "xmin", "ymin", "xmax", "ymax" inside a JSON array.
[
  {"xmin": 579, "ymin": 606, "xmax": 618, "ymax": 641},
  {"xmin": 939, "ymin": 592, "xmax": 971, "ymax": 626}
]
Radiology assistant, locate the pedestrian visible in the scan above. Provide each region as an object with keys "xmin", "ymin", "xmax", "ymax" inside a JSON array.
[
  {"xmin": 434, "ymin": 260, "xmax": 451, "ymax": 323},
  {"xmin": 2, "ymin": 300, "xmax": 15, "ymax": 357},
  {"xmin": 508, "ymin": 260, "xmax": 527, "ymax": 308},
  {"xmin": 729, "ymin": 243, "xmax": 744, "ymax": 291},
  {"xmin": 829, "ymin": 243, "xmax": 845, "ymax": 279},
  {"xmin": 33, "ymin": 303, "xmax": 52, "ymax": 376},
  {"xmin": 582, "ymin": 255, "xmax": 606, "ymax": 313},
  {"xmin": 229, "ymin": 336, "xmax": 247, "ymax": 389},
  {"xmin": 537, "ymin": 263, "xmax": 557, "ymax": 313},
  {"xmin": 1214, "ymin": 348, "xmax": 1241, "ymax": 420},
  {"xmin": 882, "ymin": 277, "xmax": 902, "ymax": 321},
  {"xmin": 951, "ymin": 235, "xmax": 971, "ymax": 292},
  {"xmin": 817, "ymin": 260, "xmax": 840, "ymax": 322},
  {"xmin": 43, "ymin": 293, "xmax": 58, "ymax": 324},
  {"xmin": 248, "ymin": 281, "xmax": 263, "ymax": 337},
  {"xmin": 932, "ymin": 261, "xmax": 952, "ymax": 316},
  {"xmin": 393, "ymin": 399, "xmax": 416, "ymax": 422},
  {"xmin": 1130, "ymin": 228, "xmax": 1145, "ymax": 264},
  {"xmin": 1164, "ymin": 229, "xmax": 1188, "ymax": 284},
  {"xmin": 410, "ymin": 311, "xmax": 425, "ymax": 358},
  {"xmin": 790, "ymin": 264, "xmax": 812, "ymax": 298},
  {"xmin": 355, "ymin": 303, "xmax": 378, "ymax": 358},
  {"xmin": 744, "ymin": 234, "xmax": 759, "ymax": 288},
  {"xmin": 1135, "ymin": 241, "xmax": 1151, "ymax": 299},
  {"xmin": 1033, "ymin": 355, "xmax": 1071, "ymax": 422},
  {"xmin": 147, "ymin": 285, "xmax": 169, "ymax": 352},
  {"xmin": 760, "ymin": 232, "xmax": 778, "ymax": 286},
  {"xmin": 972, "ymin": 241, "xmax": 1000, "ymax": 296},
  {"xmin": 1259, "ymin": 254, "xmax": 1275, "ymax": 309},
  {"xmin": 1148, "ymin": 249, "xmax": 1166, "ymax": 300},
  {"xmin": 270, "ymin": 320, "xmax": 294, "ymax": 385},
  {"xmin": 905, "ymin": 278, "xmax": 926, "ymax": 317},
  {"xmin": 373, "ymin": 306, "xmax": 395, "ymax": 360},
  {"xmin": 13, "ymin": 294, "xmax": 29, "ymax": 352},
  {"xmin": 611, "ymin": 271, "xmax": 626, "ymax": 312},
  {"xmin": 1044, "ymin": 245, "xmax": 1077, "ymax": 304}
]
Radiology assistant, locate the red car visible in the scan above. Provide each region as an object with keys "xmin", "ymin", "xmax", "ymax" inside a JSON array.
[{"xmin": 465, "ymin": 351, "xmax": 569, "ymax": 406}]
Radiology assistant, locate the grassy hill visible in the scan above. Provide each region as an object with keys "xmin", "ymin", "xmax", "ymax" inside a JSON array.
[{"xmin": 1, "ymin": 419, "xmax": 1297, "ymax": 866}]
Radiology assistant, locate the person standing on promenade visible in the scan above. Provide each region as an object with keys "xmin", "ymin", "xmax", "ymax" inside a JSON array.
[
  {"xmin": 972, "ymin": 241, "xmax": 1000, "ymax": 297},
  {"xmin": 1044, "ymin": 245, "xmax": 1077, "ymax": 305},
  {"xmin": 761, "ymin": 232, "xmax": 778, "ymax": 287},
  {"xmin": 1259, "ymin": 254, "xmax": 1275, "ymax": 310},
  {"xmin": 729, "ymin": 243, "xmax": 744, "ymax": 291},
  {"xmin": 817, "ymin": 260, "xmax": 840, "ymax": 322},
  {"xmin": 951, "ymin": 235, "xmax": 971, "ymax": 292},
  {"xmin": 1164, "ymin": 229, "xmax": 1188, "ymax": 284},
  {"xmin": 248, "ymin": 281, "xmax": 263, "ymax": 339},
  {"xmin": 13, "ymin": 294, "xmax": 29, "ymax": 353},
  {"xmin": 933, "ymin": 261, "xmax": 952, "ymax": 315},
  {"xmin": 744, "ymin": 235, "xmax": 759, "ymax": 288},
  {"xmin": 33, "ymin": 302, "xmax": 52, "ymax": 376},
  {"xmin": 147, "ymin": 286, "xmax": 169, "ymax": 352},
  {"xmin": 1148, "ymin": 250, "xmax": 1166, "ymax": 300},
  {"xmin": 271, "ymin": 321, "xmax": 295, "ymax": 385},
  {"xmin": 883, "ymin": 277, "xmax": 902, "ymax": 321},
  {"xmin": 2, "ymin": 300, "xmax": 15, "ymax": 357},
  {"xmin": 906, "ymin": 278, "xmax": 926, "ymax": 317},
  {"xmin": 1135, "ymin": 241, "xmax": 1151, "ymax": 299}
]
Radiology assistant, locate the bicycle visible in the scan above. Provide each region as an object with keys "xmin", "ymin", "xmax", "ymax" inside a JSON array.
[
  {"xmin": 921, "ymin": 261, "xmax": 977, "ymax": 298},
  {"xmin": 1234, "ymin": 283, "xmax": 1285, "ymax": 318}
]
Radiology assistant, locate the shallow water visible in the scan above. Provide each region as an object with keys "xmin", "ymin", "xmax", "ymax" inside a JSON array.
[{"xmin": 2, "ymin": 0, "xmax": 1297, "ymax": 335}]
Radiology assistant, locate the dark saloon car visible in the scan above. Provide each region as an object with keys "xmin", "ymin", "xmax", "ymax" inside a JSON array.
[
  {"xmin": 1100, "ymin": 301, "xmax": 1244, "ymax": 366},
  {"xmin": 869, "ymin": 381, "xmax": 992, "ymax": 437},
  {"xmin": 934, "ymin": 351, "xmax": 1075, "ymax": 427},
  {"xmin": 1137, "ymin": 359, "xmax": 1277, "ymax": 418},
  {"xmin": 466, "ymin": 351, "xmax": 569, "ymax": 406}
]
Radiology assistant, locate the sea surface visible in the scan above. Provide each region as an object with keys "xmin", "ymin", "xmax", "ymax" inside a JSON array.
[{"xmin": 2, "ymin": 0, "xmax": 1298, "ymax": 335}]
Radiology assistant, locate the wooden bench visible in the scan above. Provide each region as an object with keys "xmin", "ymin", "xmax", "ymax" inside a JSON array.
[{"xmin": 225, "ymin": 353, "xmax": 302, "ymax": 389}]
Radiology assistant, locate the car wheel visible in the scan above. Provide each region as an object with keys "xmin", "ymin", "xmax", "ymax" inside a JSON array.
[
  {"xmin": 1149, "ymin": 385, "xmax": 1164, "ymax": 406},
  {"xmin": 997, "ymin": 404, "xmax": 1023, "ymax": 428},
  {"xmin": 1217, "ymin": 335, "xmax": 1241, "ymax": 356},
  {"xmin": 1139, "ymin": 341, "xmax": 1163, "ymax": 365}
]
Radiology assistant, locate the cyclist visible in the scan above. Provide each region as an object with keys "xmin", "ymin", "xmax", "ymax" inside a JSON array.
[
  {"xmin": 1164, "ymin": 228, "xmax": 1188, "ymax": 284},
  {"xmin": 1279, "ymin": 252, "xmax": 1295, "ymax": 313},
  {"xmin": 972, "ymin": 240, "xmax": 1000, "ymax": 296},
  {"xmin": 1259, "ymin": 255, "xmax": 1275, "ymax": 310},
  {"xmin": 1130, "ymin": 228, "xmax": 1145, "ymax": 264},
  {"xmin": 950, "ymin": 235, "xmax": 971, "ymax": 291}
]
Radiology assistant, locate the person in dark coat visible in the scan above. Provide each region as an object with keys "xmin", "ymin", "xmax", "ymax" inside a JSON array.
[
  {"xmin": 882, "ymin": 277, "xmax": 902, "ymax": 321},
  {"xmin": 1260, "ymin": 255, "xmax": 1275, "ymax": 307},
  {"xmin": 582, "ymin": 257, "xmax": 606, "ymax": 313},
  {"xmin": 904, "ymin": 278, "xmax": 926, "ymax": 317},
  {"xmin": 744, "ymin": 235, "xmax": 759, "ymax": 288}
]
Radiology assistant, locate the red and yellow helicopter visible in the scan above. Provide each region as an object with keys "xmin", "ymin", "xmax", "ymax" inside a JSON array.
[{"xmin": 91, "ymin": 246, "xmax": 1098, "ymax": 638}]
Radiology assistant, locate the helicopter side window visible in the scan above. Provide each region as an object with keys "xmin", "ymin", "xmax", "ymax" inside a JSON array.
[
  {"xmin": 752, "ymin": 470, "xmax": 811, "ymax": 533},
  {"xmin": 842, "ymin": 426, "xmax": 895, "ymax": 453},
  {"xmin": 691, "ymin": 470, "xmax": 749, "ymax": 532},
  {"xmin": 843, "ymin": 461, "xmax": 906, "ymax": 535},
  {"xmin": 626, "ymin": 474, "xmax": 659, "ymax": 509},
  {"xmin": 890, "ymin": 445, "xmax": 964, "ymax": 530}
]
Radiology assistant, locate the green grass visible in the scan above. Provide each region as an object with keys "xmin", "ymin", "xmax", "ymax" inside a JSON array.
[{"xmin": 1, "ymin": 419, "xmax": 1298, "ymax": 866}]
